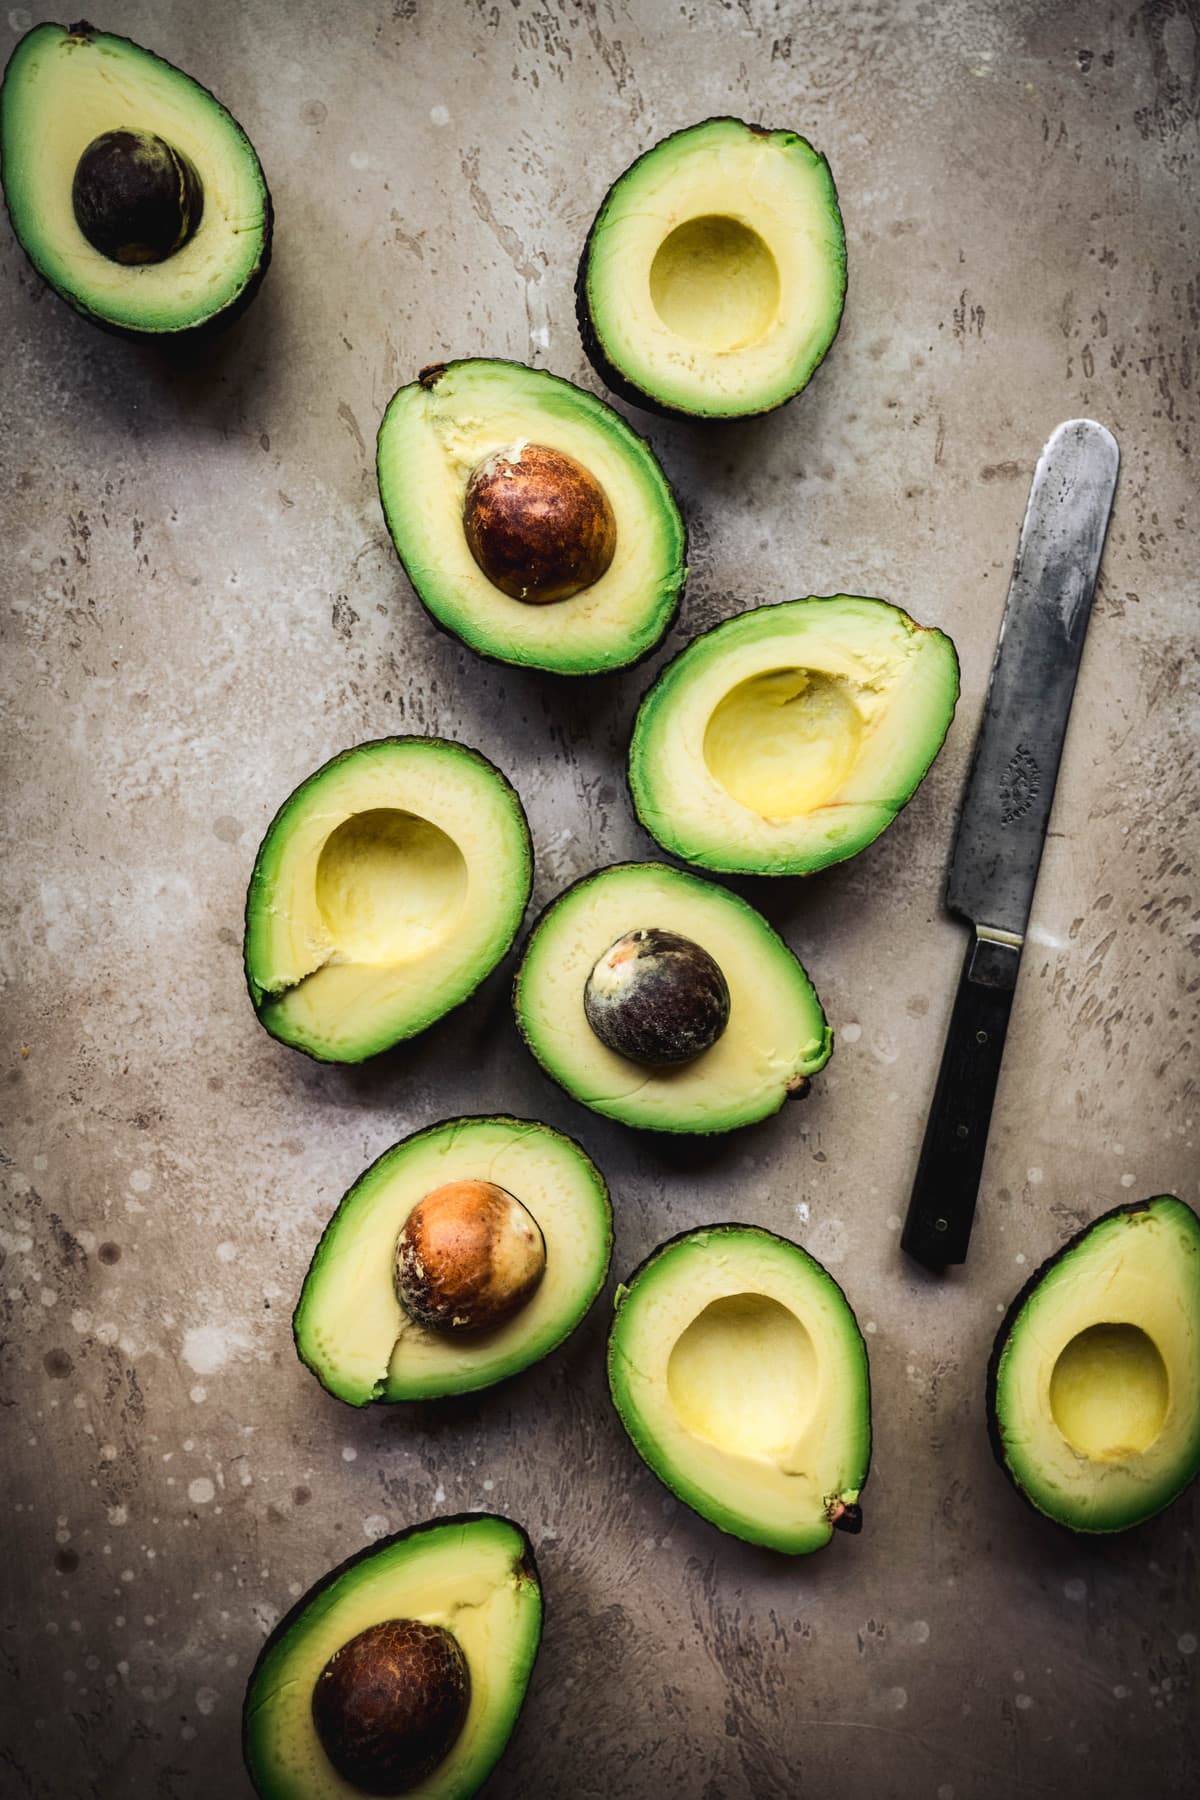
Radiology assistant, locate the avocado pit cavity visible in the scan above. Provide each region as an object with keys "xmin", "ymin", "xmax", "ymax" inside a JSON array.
[
  {"xmin": 463, "ymin": 443, "xmax": 617, "ymax": 604},
  {"xmin": 1049, "ymin": 1323, "xmax": 1169, "ymax": 1462},
  {"xmin": 584, "ymin": 928, "xmax": 730, "ymax": 1066},
  {"xmin": 649, "ymin": 214, "xmax": 780, "ymax": 354},
  {"xmin": 703, "ymin": 666, "xmax": 864, "ymax": 818},
  {"xmin": 394, "ymin": 1179, "xmax": 547, "ymax": 1333},
  {"xmin": 315, "ymin": 808, "xmax": 468, "ymax": 965},
  {"xmin": 72, "ymin": 128, "xmax": 203, "ymax": 265},
  {"xmin": 311, "ymin": 1617, "xmax": 469, "ymax": 1794}
]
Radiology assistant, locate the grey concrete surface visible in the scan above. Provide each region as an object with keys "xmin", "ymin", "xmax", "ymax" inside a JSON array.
[{"xmin": 2, "ymin": 1, "xmax": 1198, "ymax": 1795}]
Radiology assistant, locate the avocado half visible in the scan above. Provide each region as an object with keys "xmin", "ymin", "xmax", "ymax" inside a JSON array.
[
  {"xmin": 1, "ymin": 21, "xmax": 271, "ymax": 334},
  {"xmin": 294, "ymin": 1114, "xmax": 613, "ymax": 1404},
  {"xmin": 244, "ymin": 739, "xmax": 532, "ymax": 1064},
  {"xmin": 629, "ymin": 596, "xmax": 959, "ymax": 876},
  {"xmin": 609, "ymin": 1225, "xmax": 870, "ymax": 1553},
  {"xmin": 987, "ymin": 1195, "xmax": 1200, "ymax": 1534},
  {"xmin": 513, "ymin": 861, "xmax": 831, "ymax": 1134},
  {"xmin": 577, "ymin": 116, "xmax": 846, "ymax": 419},
  {"xmin": 377, "ymin": 359, "xmax": 686, "ymax": 675},
  {"xmin": 243, "ymin": 1513, "xmax": 542, "ymax": 1800}
]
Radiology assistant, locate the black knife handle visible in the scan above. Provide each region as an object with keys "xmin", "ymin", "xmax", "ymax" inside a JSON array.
[{"xmin": 901, "ymin": 932, "xmax": 1021, "ymax": 1268}]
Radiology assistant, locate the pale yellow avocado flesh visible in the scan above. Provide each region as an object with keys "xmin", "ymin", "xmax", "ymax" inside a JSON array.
[
  {"xmin": 609, "ymin": 1228, "xmax": 870, "ymax": 1552},
  {"xmin": 514, "ymin": 863, "xmax": 831, "ymax": 1133},
  {"xmin": 2, "ymin": 24, "xmax": 267, "ymax": 330},
  {"xmin": 244, "ymin": 1520, "xmax": 540, "ymax": 1800},
  {"xmin": 630, "ymin": 596, "xmax": 959, "ymax": 875},
  {"xmin": 586, "ymin": 120, "xmax": 845, "ymax": 414},
  {"xmin": 244, "ymin": 742, "xmax": 530, "ymax": 1062},
  {"xmin": 293, "ymin": 1118, "xmax": 611, "ymax": 1403},
  {"xmin": 992, "ymin": 1199, "xmax": 1200, "ymax": 1531},
  {"xmin": 377, "ymin": 360, "xmax": 685, "ymax": 672}
]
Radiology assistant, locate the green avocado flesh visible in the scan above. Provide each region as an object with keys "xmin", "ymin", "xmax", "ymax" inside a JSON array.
[
  {"xmin": 1, "ymin": 21, "xmax": 270, "ymax": 332},
  {"xmin": 294, "ymin": 1115, "xmax": 613, "ymax": 1404},
  {"xmin": 244, "ymin": 739, "xmax": 532, "ymax": 1063},
  {"xmin": 377, "ymin": 359, "xmax": 686, "ymax": 674},
  {"xmin": 988, "ymin": 1196, "xmax": 1200, "ymax": 1534},
  {"xmin": 629, "ymin": 596, "xmax": 959, "ymax": 876},
  {"xmin": 609, "ymin": 1226, "xmax": 870, "ymax": 1552},
  {"xmin": 579, "ymin": 117, "xmax": 846, "ymax": 419},
  {"xmin": 244, "ymin": 1514, "xmax": 542, "ymax": 1800},
  {"xmin": 513, "ymin": 862, "xmax": 831, "ymax": 1134}
]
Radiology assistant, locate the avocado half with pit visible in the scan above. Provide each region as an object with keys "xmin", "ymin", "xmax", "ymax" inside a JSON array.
[
  {"xmin": 376, "ymin": 359, "xmax": 686, "ymax": 675},
  {"xmin": 1, "ymin": 21, "xmax": 271, "ymax": 334},
  {"xmin": 244, "ymin": 739, "xmax": 532, "ymax": 1063},
  {"xmin": 513, "ymin": 861, "xmax": 831, "ymax": 1134},
  {"xmin": 630, "ymin": 596, "xmax": 959, "ymax": 876},
  {"xmin": 988, "ymin": 1195, "xmax": 1200, "ymax": 1534},
  {"xmin": 294, "ymin": 1115, "xmax": 612, "ymax": 1404},
  {"xmin": 577, "ymin": 116, "xmax": 845, "ymax": 419},
  {"xmin": 244, "ymin": 1513, "xmax": 541, "ymax": 1800},
  {"xmin": 609, "ymin": 1225, "xmax": 870, "ymax": 1552}
]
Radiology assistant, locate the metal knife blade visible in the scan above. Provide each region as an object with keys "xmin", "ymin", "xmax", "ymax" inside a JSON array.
[
  {"xmin": 945, "ymin": 418, "xmax": 1120, "ymax": 938},
  {"xmin": 901, "ymin": 419, "xmax": 1118, "ymax": 1269}
]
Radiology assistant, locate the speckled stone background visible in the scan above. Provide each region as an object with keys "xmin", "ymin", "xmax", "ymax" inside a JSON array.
[{"xmin": 2, "ymin": 1, "xmax": 1198, "ymax": 1795}]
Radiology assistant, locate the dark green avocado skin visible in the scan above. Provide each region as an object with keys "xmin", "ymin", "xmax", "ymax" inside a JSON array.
[
  {"xmin": 984, "ymin": 1196, "xmax": 1184, "ymax": 1532},
  {"xmin": 376, "ymin": 358, "xmax": 688, "ymax": 677},
  {"xmin": 1, "ymin": 20, "xmax": 273, "ymax": 340},
  {"xmin": 575, "ymin": 115, "xmax": 846, "ymax": 422},
  {"xmin": 241, "ymin": 1514, "xmax": 542, "ymax": 1792},
  {"xmin": 243, "ymin": 736, "xmax": 533, "ymax": 1066}
]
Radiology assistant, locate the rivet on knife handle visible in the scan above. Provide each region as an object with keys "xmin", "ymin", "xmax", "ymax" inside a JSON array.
[{"xmin": 902, "ymin": 419, "xmax": 1119, "ymax": 1270}]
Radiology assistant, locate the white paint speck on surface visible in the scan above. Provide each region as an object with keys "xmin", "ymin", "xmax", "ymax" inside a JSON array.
[
  {"xmin": 195, "ymin": 1687, "xmax": 218, "ymax": 1716},
  {"xmin": 341, "ymin": 1446, "xmax": 357, "ymax": 1462},
  {"xmin": 803, "ymin": 1216, "xmax": 849, "ymax": 1267},
  {"xmin": 841, "ymin": 1022, "xmax": 862, "ymax": 1043},
  {"xmin": 129, "ymin": 1170, "xmax": 152, "ymax": 1193},
  {"xmin": 904, "ymin": 1620, "xmax": 930, "ymax": 1644},
  {"xmin": 1015, "ymin": 1252, "xmax": 1026, "ymax": 1265},
  {"xmin": 181, "ymin": 1326, "xmax": 232, "ymax": 1375},
  {"xmin": 938, "ymin": 1786, "xmax": 955, "ymax": 1800},
  {"xmin": 1026, "ymin": 1167, "xmax": 1043, "ymax": 1185},
  {"xmin": 1114, "ymin": 1143, "xmax": 1125, "ymax": 1156},
  {"xmin": 864, "ymin": 1320, "xmax": 877, "ymax": 1334},
  {"xmin": 216, "ymin": 1242, "xmax": 237, "ymax": 1264},
  {"xmin": 187, "ymin": 1478, "xmax": 215, "ymax": 1506},
  {"xmin": 482, "ymin": 1478, "xmax": 494, "ymax": 1491},
  {"xmin": 349, "ymin": 150, "xmax": 369, "ymax": 170},
  {"xmin": 1178, "ymin": 1633, "xmax": 1197, "ymax": 1656},
  {"xmin": 40, "ymin": 1288, "xmax": 57, "ymax": 1306},
  {"xmin": 795, "ymin": 1201, "xmax": 810, "ymax": 1224},
  {"xmin": 189, "ymin": 1386, "xmax": 206, "ymax": 1405},
  {"xmin": 1064, "ymin": 1578, "xmax": 1087, "ymax": 1603},
  {"xmin": 885, "ymin": 1214, "xmax": 902, "ymax": 1232},
  {"xmin": 1120, "ymin": 1173, "xmax": 1135, "ymax": 1188},
  {"xmin": 1015, "ymin": 1693, "xmax": 1033, "ymax": 1711},
  {"xmin": 430, "ymin": 104, "xmax": 450, "ymax": 125},
  {"xmin": 1113, "ymin": 1684, "xmax": 1131, "ymax": 1699},
  {"xmin": 434, "ymin": 1485, "xmax": 446, "ymax": 1504},
  {"xmin": 363, "ymin": 1514, "xmax": 389, "ymax": 1541},
  {"xmin": 107, "ymin": 1505, "xmax": 127, "ymax": 1527}
]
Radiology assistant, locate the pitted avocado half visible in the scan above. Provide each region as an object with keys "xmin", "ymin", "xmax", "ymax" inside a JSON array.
[
  {"xmin": 377, "ymin": 359, "xmax": 686, "ymax": 674},
  {"xmin": 988, "ymin": 1195, "xmax": 1200, "ymax": 1533},
  {"xmin": 577, "ymin": 116, "xmax": 845, "ymax": 418},
  {"xmin": 294, "ymin": 1115, "xmax": 612, "ymax": 1404},
  {"xmin": 244, "ymin": 739, "xmax": 532, "ymax": 1063},
  {"xmin": 609, "ymin": 1225, "xmax": 871, "ymax": 1552},
  {"xmin": 243, "ymin": 1514, "xmax": 541, "ymax": 1800},
  {"xmin": 630, "ymin": 596, "xmax": 959, "ymax": 876},
  {"xmin": 513, "ymin": 861, "xmax": 831, "ymax": 1134},
  {"xmin": 1, "ymin": 21, "xmax": 270, "ymax": 333}
]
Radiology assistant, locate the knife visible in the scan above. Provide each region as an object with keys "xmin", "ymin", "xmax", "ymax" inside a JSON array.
[{"xmin": 901, "ymin": 418, "xmax": 1120, "ymax": 1269}]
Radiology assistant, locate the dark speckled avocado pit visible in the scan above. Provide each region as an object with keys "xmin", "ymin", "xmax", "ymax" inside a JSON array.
[
  {"xmin": 72, "ymin": 127, "xmax": 203, "ymax": 264},
  {"xmin": 311, "ymin": 1617, "xmax": 470, "ymax": 1794},
  {"xmin": 584, "ymin": 928, "xmax": 730, "ymax": 1065},
  {"xmin": 462, "ymin": 442, "xmax": 617, "ymax": 604}
]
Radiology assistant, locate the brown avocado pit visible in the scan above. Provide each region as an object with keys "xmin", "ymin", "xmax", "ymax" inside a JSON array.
[
  {"xmin": 311, "ymin": 1617, "xmax": 470, "ymax": 1794},
  {"xmin": 584, "ymin": 928, "xmax": 731, "ymax": 1066},
  {"xmin": 462, "ymin": 442, "xmax": 617, "ymax": 604},
  {"xmin": 71, "ymin": 128, "xmax": 204, "ymax": 265},
  {"xmin": 394, "ymin": 1179, "xmax": 547, "ymax": 1333}
]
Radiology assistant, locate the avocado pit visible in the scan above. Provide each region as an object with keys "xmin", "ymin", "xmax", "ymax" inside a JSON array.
[
  {"xmin": 462, "ymin": 443, "xmax": 617, "ymax": 604},
  {"xmin": 72, "ymin": 128, "xmax": 203, "ymax": 265},
  {"xmin": 311, "ymin": 1617, "xmax": 470, "ymax": 1794},
  {"xmin": 584, "ymin": 928, "xmax": 730, "ymax": 1066},
  {"xmin": 394, "ymin": 1179, "xmax": 547, "ymax": 1333}
]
